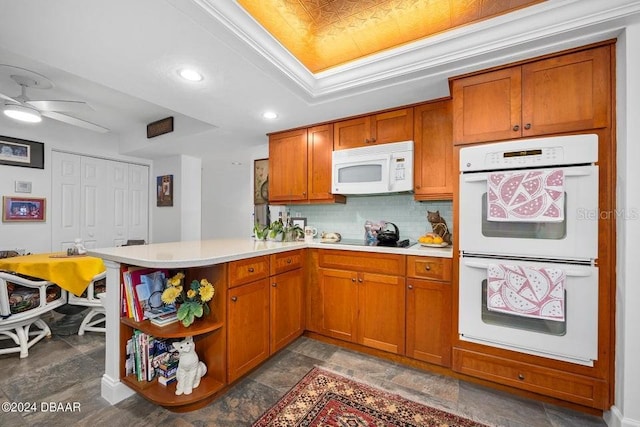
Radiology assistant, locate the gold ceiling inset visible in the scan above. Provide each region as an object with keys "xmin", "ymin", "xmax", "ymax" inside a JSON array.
[{"xmin": 238, "ymin": 0, "xmax": 546, "ymax": 73}]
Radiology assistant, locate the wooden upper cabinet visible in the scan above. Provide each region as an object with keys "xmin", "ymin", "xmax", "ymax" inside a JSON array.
[
  {"xmin": 521, "ymin": 46, "xmax": 611, "ymax": 136},
  {"xmin": 452, "ymin": 44, "xmax": 611, "ymax": 145},
  {"xmin": 307, "ymin": 124, "xmax": 345, "ymax": 203},
  {"xmin": 268, "ymin": 129, "xmax": 308, "ymax": 202},
  {"xmin": 452, "ymin": 67, "xmax": 522, "ymax": 144},
  {"xmin": 334, "ymin": 108, "xmax": 414, "ymax": 150},
  {"xmin": 268, "ymin": 125, "xmax": 344, "ymax": 204},
  {"xmin": 413, "ymin": 100, "xmax": 454, "ymax": 200}
]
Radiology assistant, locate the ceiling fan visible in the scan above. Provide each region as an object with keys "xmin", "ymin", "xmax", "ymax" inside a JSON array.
[{"xmin": 0, "ymin": 69, "xmax": 109, "ymax": 133}]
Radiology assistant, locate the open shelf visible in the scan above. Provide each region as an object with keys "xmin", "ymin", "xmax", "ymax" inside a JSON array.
[
  {"xmin": 121, "ymin": 317, "xmax": 223, "ymax": 339},
  {"xmin": 122, "ymin": 375, "xmax": 225, "ymax": 408}
]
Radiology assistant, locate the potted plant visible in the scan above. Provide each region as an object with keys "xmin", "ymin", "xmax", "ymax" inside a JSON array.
[{"xmin": 267, "ymin": 220, "xmax": 284, "ymax": 241}]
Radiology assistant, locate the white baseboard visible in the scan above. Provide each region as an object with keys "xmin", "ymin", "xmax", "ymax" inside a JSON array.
[
  {"xmin": 605, "ymin": 406, "xmax": 640, "ymax": 427},
  {"xmin": 101, "ymin": 374, "xmax": 135, "ymax": 405}
]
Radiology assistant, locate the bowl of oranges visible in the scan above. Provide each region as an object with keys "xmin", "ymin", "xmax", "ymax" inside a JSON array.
[{"xmin": 417, "ymin": 233, "xmax": 449, "ymax": 247}]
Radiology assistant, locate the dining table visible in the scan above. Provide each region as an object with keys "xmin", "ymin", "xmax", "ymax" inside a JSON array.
[{"xmin": 0, "ymin": 252, "xmax": 106, "ymax": 296}]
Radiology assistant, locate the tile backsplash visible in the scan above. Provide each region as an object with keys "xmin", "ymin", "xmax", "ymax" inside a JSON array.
[{"xmin": 287, "ymin": 194, "xmax": 453, "ymax": 241}]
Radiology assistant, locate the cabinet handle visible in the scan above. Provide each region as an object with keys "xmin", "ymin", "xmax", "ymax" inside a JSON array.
[
  {"xmin": 518, "ymin": 373, "xmax": 525, "ymax": 380},
  {"xmin": 524, "ymin": 123, "xmax": 531, "ymax": 130},
  {"xmin": 352, "ymin": 278, "xmax": 356, "ymax": 283},
  {"xmin": 302, "ymin": 191, "xmax": 306, "ymax": 196},
  {"xmin": 370, "ymin": 137, "xmax": 376, "ymax": 143},
  {"xmin": 415, "ymin": 185, "xmax": 421, "ymax": 190},
  {"xmin": 513, "ymin": 124, "xmax": 520, "ymax": 131},
  {"xmin": 358, "ymin": 278, "xmax": 363, "ymax": 283},
  {"xmin": 272, "ymin": 283, "xmax": 277, "ymax": 287},
  {"xmin": 286, "ymin": 259, "xmax": 292, "ymax": 264},
  {"xmin": 424, "ymin": 265, "xmax": 431, "ymax": 271},
  {"xmin": 365, "ymin": 138, "xmax": 370, "ymax": 143},
  {"xmin": 408, "ymin": 285, "xmax": 413, "ymax": 290},
  {"xmin": 248, "ymin": 267, "xmax": 255, "ymax": 273},
  {"xmin": 231, "ymin": 296, "xmax": 238, "ymax": 302}
]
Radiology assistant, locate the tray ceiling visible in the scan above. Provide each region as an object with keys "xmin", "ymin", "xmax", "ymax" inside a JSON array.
[{"xmin": 237, "ymin": 0, "xmax": 546, "ymax": 73}]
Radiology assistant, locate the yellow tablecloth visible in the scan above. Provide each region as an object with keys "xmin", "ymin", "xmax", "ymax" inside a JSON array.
[{"xmin": 0, "ymin": 252, "xmax": 106, "ymax": 296}]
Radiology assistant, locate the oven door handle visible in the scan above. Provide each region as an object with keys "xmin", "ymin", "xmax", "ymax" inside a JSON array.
[
  {"xmin": 462, "ymin": 167, "xmax": 595, "ymax": 183},
  {"xmin": 463, "ymin": 260, "xmax": 594, "ymax": 277}
]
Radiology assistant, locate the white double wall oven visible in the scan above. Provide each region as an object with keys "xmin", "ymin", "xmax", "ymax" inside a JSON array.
[{"xmin": 458, "ymin": 134, "xmax": 599, "ymax": 366}]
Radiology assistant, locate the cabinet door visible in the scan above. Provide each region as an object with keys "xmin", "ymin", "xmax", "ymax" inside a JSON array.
[
  {"xmin": 270, "ymin": 269, "xmax": 304, "ymax": 353},
  {"xmin": 333, "ymin": 116, "xmax": 370, "ymax": 150},
  {"xmin": 357, "ymin": 272, "xmax": 405, "ymax": 354},
  {"xmin": 521, "ymin": 46, "xmax": 611, "ymax": 136},
  {"xmin": 372, "ymin": 108, "xmax": 414, "ymax": 144},
  {"xmin": 413, "ymin": 101, "xmax": 453, "ymax": 200},
  {"xmin": 227, "ymin": 279, "xmax": 270, "ymax": 383},
  {"xmin": 307, "ymin": 124, "xmax": 338, "ymax": 201},
  {"xmin": 268, "ymin": 129, "xmax": 308, "ymax": 202},
  {"xmin": 406, "ymin": 278, "xmax": 452, "ymax": 366},
  {"xmin": 452, "ymin": 67, "xmax": 522, "ymax": 145},
  {"xmin": 316, "ymin": 268, "xmax": 357, "ymax": 341}
]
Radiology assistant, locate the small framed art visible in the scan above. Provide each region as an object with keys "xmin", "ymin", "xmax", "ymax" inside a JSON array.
[
  {"xmin": 157, "ymin": 175, "xmax": 173, "ymax": 207},
  {"xmin": 2, "ymin": 196, "xmax": 46, "ymax": 222},
  {"xmin": 0, "ymin": 136, "xmax": 44, "ymax": 169}
]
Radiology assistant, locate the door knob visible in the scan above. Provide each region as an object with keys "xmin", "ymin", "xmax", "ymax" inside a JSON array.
[
  {"xmin": 286, "ymin": 259, "xmax": 292, "ymax": 264},
  {"xmin": 524, "ymin": 123, "xmax": 531, "ymax": 130},
  {"xmin": 351, "ymin": 278, "xmax": 356, "ymax": 283},
  {"xmin": 231, "ymin": 296, "xmax": 238, "ymax": 302},
  {"xmin": 272, "ymin": 283, "xmax": 277, "ymax": 287},
  {"xmin": 408, "ymin": 285, "xmax": 413, "ymax": 290},
  {"xmin": 518, "ymin": 373, "xmax": 525, "ymax": 380},
  {"xmin": 248, "ymin": 267, "xmax": 254, "ymax": 273},
  {"xmin": 425, "ymin": 265, "xmax": 431, "ymax": 271},
  {"xmin": 513, "ymin": 124, "xmax": 520, "ymax": 131}
]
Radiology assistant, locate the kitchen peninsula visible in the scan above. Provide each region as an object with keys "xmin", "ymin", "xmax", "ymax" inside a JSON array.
[{"xmin": 88, "ymin": 238, "xmax": 452, "ymax": 410}]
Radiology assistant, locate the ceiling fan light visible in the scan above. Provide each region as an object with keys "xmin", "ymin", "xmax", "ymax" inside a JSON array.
[{"xmin": 4, "ymin": 104, "xmax": 42, "ymax": 123}]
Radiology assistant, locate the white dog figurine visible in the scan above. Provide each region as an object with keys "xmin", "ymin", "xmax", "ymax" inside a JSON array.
[{"xmin": 172, "ymin": 336, "xmax": 207, "ymax": 395}]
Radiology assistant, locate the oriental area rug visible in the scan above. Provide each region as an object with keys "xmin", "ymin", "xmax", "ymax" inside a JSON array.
[{"xmin": 252, "ymin": 367, "xmax": 489, "ymax": 427}]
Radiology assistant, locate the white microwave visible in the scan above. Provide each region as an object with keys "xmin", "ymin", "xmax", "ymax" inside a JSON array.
[{"xmin": 331, "ymin": 141, "xmax": 413, "ymax": 195}]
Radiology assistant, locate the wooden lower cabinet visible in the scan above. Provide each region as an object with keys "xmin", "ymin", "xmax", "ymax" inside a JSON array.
[
  {"xmin": 227, "ymin": 278, "xmax": 270, "ymax": 383},
  {"xmin": 406, "ymin": 278, "xmax": 451, "ymax": 367},
  {"xmin": 315, "ymin": 264, "xmax": 405, "ymax": 355},
  {"xmin": 453, "ymin": 348, "xmax": 609, "ymax": 409},
  {"xmin": 270, "ymin": 268, "xmax": 304, "ymax": 354}
]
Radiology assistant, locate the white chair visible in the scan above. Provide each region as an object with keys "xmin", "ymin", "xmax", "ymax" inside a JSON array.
[
  {"xmin": 0, "ymin": 271, "xmax": 67, "ymax": 358},
  {"xmin": 68, "ymin": 272, "xmax": 106, "ymax": 335}
]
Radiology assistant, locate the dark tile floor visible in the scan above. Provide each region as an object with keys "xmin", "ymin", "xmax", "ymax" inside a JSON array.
[{"xmin": 0, "ymin": 327, "xmax": 607, "ymax": 426}]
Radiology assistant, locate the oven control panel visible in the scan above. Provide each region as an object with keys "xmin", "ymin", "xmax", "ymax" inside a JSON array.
[
  {"xmin": 485, "ymin": 146, "xmax": 563, "ymax": 168},
  {"xmin": 459, "ymin": 134, "xmax": 598, "ymax": 172}
]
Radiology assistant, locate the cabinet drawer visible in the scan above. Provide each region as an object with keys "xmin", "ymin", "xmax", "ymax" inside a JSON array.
[
  {"xmin": 228, "ymin": 256, "xmax": 269, "ymax": 288},
  {"xmin": 452, "ymin": 348, "xmax": 608, "ymax": 409},
  {"xmin": 270, "ymin": 250, "xmax": 303, "ymax": 275},
  {"xmin": 318, "ymin": 249, "xmax": 404, "ymax": 276},
  {"xmin": 406, "ymin": 256, "xmax": 452, "ymax": 281}
]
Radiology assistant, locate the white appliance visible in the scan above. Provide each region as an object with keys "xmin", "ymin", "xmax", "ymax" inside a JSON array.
[
  {"xmin": 458, "ymin": 134, "xmax": 599, "ymax": 366},
  {"xmin": 331, "ymin": 141, "xmax": 413, "ymax": 195}
]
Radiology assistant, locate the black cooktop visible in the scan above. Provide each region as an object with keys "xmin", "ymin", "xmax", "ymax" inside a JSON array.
[{"xmin": 320, "ymin": 238, "xmax": 413, "ymax": 248}]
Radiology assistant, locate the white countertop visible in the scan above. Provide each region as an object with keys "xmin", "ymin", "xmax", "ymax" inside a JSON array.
[{"xmin": 88, "ymin": 238, "xmax": 452, "ymax": 268}]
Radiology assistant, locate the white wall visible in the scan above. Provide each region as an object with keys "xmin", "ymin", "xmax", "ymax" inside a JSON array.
[
  {"xmin": 0, "ymin": 116, "xmax": 150, "ymax": 253},
  {"xmin": 607, "ymin": 23, "xmax": 640, "ymax": 427},
  {"xmin": 152, "ymin": 154, "xmax": 202, "ymax": 243},
  {"xmin": 201, "ymin": 144, "xmax": 268, "ymax": 239}
]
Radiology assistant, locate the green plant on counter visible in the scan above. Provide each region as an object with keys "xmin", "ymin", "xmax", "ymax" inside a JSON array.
[
  {"xmin": 267, "ymin": 220, "xmax": 284, "ymax": 241},
  {"xmin": 253, "ymin": 222, "xmax": 269, "ymax": 240}
]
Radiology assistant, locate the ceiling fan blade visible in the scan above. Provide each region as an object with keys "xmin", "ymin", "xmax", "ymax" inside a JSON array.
[
  {"xmin": 0, "ymin": 91, "xmax": 19, "ymax": 104},
  {"xmin": 41, "ymin": 111, "xmax": 110, "ymax": 133},
  {"xmin": 27, "ymin": 100, "xmax": 93, "ymax": 113}
]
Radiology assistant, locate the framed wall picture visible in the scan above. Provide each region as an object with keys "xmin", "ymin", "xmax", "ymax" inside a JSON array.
[
  {"xmin": 0, "ymin": 136, "xmax": 45, "ymax": 169},
  {"xmin": 157, "ymin": 175, "xmax": 173, "ymax": 207},
  {"xmin": 2, "ymin": 196, "xmax": 46, "ymax": 222},
  {"xmin": 254, "ymin": 158, "xmax": 269, "ymax": 205}
]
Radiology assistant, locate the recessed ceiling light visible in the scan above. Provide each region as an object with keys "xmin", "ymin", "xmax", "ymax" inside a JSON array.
[
  {"xmin": 3, "ymin": 104, "xmax": 42, "ymax": 123},
  {"xmin": 178, "ymin": 68, "xmax": 203, "ymax": 82},
  {"xmin": 262, "ymin": 111, "xmax": 278, "ymax": 119}
]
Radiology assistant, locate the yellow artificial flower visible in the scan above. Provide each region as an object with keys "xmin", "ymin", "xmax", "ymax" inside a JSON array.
[
  {"xmin": 161, "ymin": 286, "xmax": 182, "ymax": 304},
  {"xmin": 187, "ymin": 289, "xmax": 197, "ymax": 299},
  {"xmin": 199, "ymin": 282, "xmax": 215, "ymax": 302},
  {"xmin": 168, "ymin": 272, "xmax": 185, "ymax": 287}
]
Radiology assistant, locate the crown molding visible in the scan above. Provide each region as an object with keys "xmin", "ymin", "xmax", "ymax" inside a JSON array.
[{"xmin": 190, "ymin": 0, "xmax": 640, "ymax": 101}]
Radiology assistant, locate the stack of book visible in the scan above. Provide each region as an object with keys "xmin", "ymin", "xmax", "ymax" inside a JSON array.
[
  {"xmin": 121, "ymin": 267, "xmax": 172, "ymax": 322},
  {"xmin": 156, "ymin": 358, "xmax": 179, "ymax": 386},
  {"xmin": 150, "ymin": 309, "xmax": 179, "ymax": 327},
  {"xmin": 125, "ymin": 330, "xmax": 180, "ymax": 383}
]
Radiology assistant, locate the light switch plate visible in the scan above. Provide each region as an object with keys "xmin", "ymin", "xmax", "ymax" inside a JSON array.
[{"xmin": 14, "ymin": 181, "xmax": 32, "ymax": 193}]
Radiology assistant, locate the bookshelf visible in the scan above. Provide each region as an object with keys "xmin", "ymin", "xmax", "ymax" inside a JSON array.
[{"xmin": 119, "ymin": 264, "xmax": 227, "ymax": 412}]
